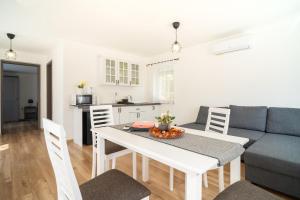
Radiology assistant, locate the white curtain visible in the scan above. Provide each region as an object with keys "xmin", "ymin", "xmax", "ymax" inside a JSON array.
[{"xmin": 152, "ymin": 63, "xmax": 174, "ymax": 103}]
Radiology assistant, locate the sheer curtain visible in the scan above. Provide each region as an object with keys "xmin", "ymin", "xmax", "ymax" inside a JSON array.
[{"xmin": 152, "ymin": 63, "xmax": 174, "ymax": 103}]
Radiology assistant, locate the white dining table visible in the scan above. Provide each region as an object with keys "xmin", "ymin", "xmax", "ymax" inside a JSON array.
[{"xmin": 91, "ymin": 126, "xmax": 249, "ymax": 200}]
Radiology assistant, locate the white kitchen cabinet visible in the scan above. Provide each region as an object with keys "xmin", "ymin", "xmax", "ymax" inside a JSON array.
[
  {"xmin": 113, "ymin": 107, "xmax": 121, "ymax": 124},
  {"xmin": 130, "ymin": 64, "xmax": 140, "ymax": 86},
  {"xmin": 118, "ymin": 61, "xmax": 130, "ymax": 86},
  {"xmin": 102, "ymin": 57, "xmax": 140, "ymax": 86},
  {"xmin": 104, "ymin": 59, "xmax": 117, "ymax": 85},
  {"xmin": 112, "ymin": 105, "xmax": 161, "ymax": 125}
]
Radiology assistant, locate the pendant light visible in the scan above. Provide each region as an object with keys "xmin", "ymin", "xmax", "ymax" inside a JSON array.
[
  {"xmin": 5, "ymin": 33, "xmax": 17, "ymax": 60},
  {"xmin": 171, "ymin": 22, "xmax": 182, "ymax": 53}
]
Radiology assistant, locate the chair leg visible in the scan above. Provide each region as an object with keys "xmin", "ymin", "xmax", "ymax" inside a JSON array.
[
  {"xmin": 141, "ymin": 196, "xmax": 150, "ymax": 200},
  {"xmin": 112, "ymin": 158, "xmax": 116, "ymax": 169},
  {"xmin": 91, "ymin": 151, "xmax": 96, "ymax": 178},
  {"xmin": 132, "ymin": 152, "xmax": 137, "ymax": 179},
  {"xmin": 105, "ymin": 159, "xmax": 110, "ymax": 171},
  {"xmin": 169, "ymin": 167, "xmax": 174, "ymax": 191},
  {"xmin": 218, "ymin": 167, "xmax": 224, "ymax": 192},
  {"xmin": 203, "ymin": 172, "xmax": 208, "ymax": 188}
]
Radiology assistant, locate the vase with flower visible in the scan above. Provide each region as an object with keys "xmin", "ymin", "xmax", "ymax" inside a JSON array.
[{"xmin": 155, "ymin": 111, "xmax": 175, "ymax": 131}]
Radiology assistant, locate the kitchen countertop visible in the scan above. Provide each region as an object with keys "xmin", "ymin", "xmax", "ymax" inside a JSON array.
[{"xmin": 71, "ymin": 102, "xmax": 161, "ymax": 111}]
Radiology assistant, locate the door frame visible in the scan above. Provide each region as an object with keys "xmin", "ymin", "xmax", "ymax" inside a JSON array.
[
  {"xmin": 46, "ymin": 60, "xmax": 52, "ymax": 120},
  {"xmin": 0, "ymin": 60, "xmax": 41, "ymax": 134}
]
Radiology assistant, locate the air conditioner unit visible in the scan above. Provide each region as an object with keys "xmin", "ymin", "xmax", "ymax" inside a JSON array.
[{"xmin": 211, "ymin": 36, "xmax": 251, "ymax": 55}]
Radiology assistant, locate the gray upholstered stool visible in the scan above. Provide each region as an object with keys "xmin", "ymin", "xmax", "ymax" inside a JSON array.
[
  {"xmin": 214, "ymin": 181, "xmax": 281, "ymax": 200},
  {"xmin": 80, "ymin": 169, "xmax": 151, "ymax": 200}
]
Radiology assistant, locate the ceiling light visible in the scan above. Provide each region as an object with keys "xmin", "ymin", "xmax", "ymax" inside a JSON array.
[
  {"xmin": 5, "ymin": 33, "xmax": 17, "ymax": 60},
  {"xmin": 171, "ymin": 22, "xmax": 182, "ymax": 53}
]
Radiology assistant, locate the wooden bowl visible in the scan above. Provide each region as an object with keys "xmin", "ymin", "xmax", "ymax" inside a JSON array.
[{"xmin": 149, "ymin": 127, "xmax": 185, "ymax": 139}]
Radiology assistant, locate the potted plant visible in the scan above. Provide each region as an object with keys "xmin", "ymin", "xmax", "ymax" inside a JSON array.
[
  {"xmin": 155, "ymin": 111, "xmax": 175, "ymax": 131},
  {"xmin": 76, "ymin": 80, "xmax": 87, "ymax": 94}
]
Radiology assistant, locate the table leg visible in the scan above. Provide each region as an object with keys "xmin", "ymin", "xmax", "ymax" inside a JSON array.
[
  {"xmin": 132, "ymin": 152, "xmax": 137, "ymax": 179},
  {"xmin": 142, "ymin": 155, "xmax": 149, "ymax": 182},
  {"xmin": 97, "ymin": 137, "xmax": 106, "ymax": 175},
  {"xmin": 185, "ymin": 172, "xmax": 201, "ymax": 200},
  {"xmin": 230, "ymin": 156, "xmax": 241, "ymax": 184}
]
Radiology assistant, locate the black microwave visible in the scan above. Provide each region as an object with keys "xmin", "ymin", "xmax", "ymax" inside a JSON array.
[{"xmin": 76, "ymin": 95, "xmax": 93, "ymax": 105}]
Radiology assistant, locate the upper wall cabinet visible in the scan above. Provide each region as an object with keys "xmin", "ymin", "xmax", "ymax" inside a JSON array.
[
  {"xmin": 105, "ymin": 59, "xmax": 117, "ymax": 85},
  {"xmin": 130, "ymin": 64, "xmax": 139, "ymax": 86},
  {"xmin": 102, "ymin": 57, "xmax": 140, "ymax": 86}
]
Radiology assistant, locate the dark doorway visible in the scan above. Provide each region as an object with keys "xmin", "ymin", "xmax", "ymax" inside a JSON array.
[
  {"xmin": 1, "ymin": 60, "xmax": 41, "ymax": 134},
  {"xmin": 47, "ymin": 61, "xmax": 52, "ymax": 120}
]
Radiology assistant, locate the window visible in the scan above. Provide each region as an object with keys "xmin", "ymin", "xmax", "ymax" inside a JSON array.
[{"xmin": 153, "ymin": 65, "xmax": 174, "ymax": 103}]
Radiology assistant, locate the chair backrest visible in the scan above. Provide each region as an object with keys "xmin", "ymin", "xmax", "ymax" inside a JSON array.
[
  {"xmin": 205, "ymin": 107, "xmax": 230, "ymax": 135},
  {"xmin": 43, "ymin": 118, "xmax": 82, "ymax": 200},
  {"xmin": 90, "ymin": 105, "xmax": 114, "ymax": 154},
  {"xmin": 90, "ymin": 105, "xmax": 115, "ymax": 129}
]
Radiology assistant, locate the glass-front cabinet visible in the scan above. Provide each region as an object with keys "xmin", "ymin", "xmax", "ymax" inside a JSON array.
[
  {"xmin": 130, "ymin": 64, "xmax": 139, "ymax": 86},
  {"xmin": 105, "ymin": 59, "xmax": 117, "ymax": 85},
  {"xmin": 118, "ymin": 61, "xmax": 129, "ymax": 85},
  {"xmin": 103, "ymin": 57, "xmax": 140, "ymax": 86}
]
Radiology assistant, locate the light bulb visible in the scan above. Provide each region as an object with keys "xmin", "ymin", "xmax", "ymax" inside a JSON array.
[
  {"xmin": 171, "ymin": 41, "xmax": 182, "ymax": 53},
  {"xmin": 5, "ymin": 49, "xmax": 16, "ymax": 60}
]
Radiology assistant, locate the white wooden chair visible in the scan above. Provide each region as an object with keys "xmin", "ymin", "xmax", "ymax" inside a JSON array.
[
  {"xmin": 43, "ymin": 118, "xmax": 150, "ymax": 200},
  {"xmin": 90, "ymin": 105, "xmax": 137, "ymax": 179},
  {"xmin": 203, "ymin": 107, "xmax": 230, "ymax": 192},
  {"xmin": 168, "ymin": 107, "xmax": 230, "ymax": 192}
]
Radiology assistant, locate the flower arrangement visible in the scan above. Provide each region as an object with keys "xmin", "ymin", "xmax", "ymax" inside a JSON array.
[
  {"xmin": 155, "ymin": 111, "xmax": 175, "ymax": 131},
  {"xmin": 77, "ymin": 80, "xmax": 87, "ymax": 89}
]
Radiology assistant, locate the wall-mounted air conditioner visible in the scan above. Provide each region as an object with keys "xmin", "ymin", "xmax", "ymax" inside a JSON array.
[{"xmin": 211, "ymin": 35, "xmax": 252, "ymax": 55}]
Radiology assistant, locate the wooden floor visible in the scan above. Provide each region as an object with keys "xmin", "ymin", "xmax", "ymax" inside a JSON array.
[{"xmin": 0, "ymin": 122, "xmax": 291, "ymax": 200}]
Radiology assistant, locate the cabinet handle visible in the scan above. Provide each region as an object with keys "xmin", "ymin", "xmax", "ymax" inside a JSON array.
[
  {"xmin": 120, "ymin": 107, "xmax": 122, "ymax": 113},
  {"xmin": 152, "ymin": 106, "xmax": 155, "ymax": 110}
]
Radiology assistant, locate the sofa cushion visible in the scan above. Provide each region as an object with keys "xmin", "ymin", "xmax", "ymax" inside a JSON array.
[
  {"xmin": 228, "ymin": 128, "xmax": 265, "ymax": 148},
  {"xmin": 244, "ymin": 134, "xmax": 300, "ymax": 178},
  {"xmin": 180, "ymin": 123, "xmax": 206, "ymax": 131},
  {"xmin": 266, "ymin": 107, "xmax": 300, "ymax": 137},
  {"xmin": 195, "ymin": 106, "xmax": 209, "ymax": 124},
  {"xmin": 229, "ymin": 105, "xmax": 268, "ymax": 132}
]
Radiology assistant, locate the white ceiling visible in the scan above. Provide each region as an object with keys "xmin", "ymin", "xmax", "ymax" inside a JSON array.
[
  {"xmin": 0, "ymin": 0, "xmax": 300, "ymax": 56},
  {"xmin": 3, "ymin": 63, "xmax": 38, "ymax": 74}
]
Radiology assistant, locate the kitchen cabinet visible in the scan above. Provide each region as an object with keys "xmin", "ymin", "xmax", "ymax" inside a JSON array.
[
  {"xmin": 102, "ymin": 57, "xmax": 140, "ymax": 86},
  {"xmin": 113, "ymin": 105, "xmax": 160, "ymax": 125}
]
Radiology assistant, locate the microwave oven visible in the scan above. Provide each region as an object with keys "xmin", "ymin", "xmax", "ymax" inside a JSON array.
[{"xmin": 75, "ymin": 95, "xmax": 93, "ymax": 105}]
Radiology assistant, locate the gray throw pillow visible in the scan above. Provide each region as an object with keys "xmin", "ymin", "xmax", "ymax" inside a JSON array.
[
  {"xmin": 229, "ymin": 105, "xmax": 268, "ymax": 132},
  {"xmin": 266, "ymin": 107, "xmax": 300, "ymax": 137},
  {"xmin": 196, "ymin": 106, "xmax": 209, "ymax": 124}
]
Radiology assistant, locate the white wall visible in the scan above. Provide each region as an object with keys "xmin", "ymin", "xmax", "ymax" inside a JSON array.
[
  {"xmin": 0, "ymin": 49, "xmax": 49, "ymax": 132},
  {"xmin": 147, "ymin": 14, "xmax": 300, "ymax": 125},
  {"xmin": 51, "ymin": 44, "xmax": 64, "ymax": 125},
  {"xmin": 60, "ymin": 41, "xmax": 149, "ymax": 138},
  {"xmin": 3, "ymin": 71, "xmax": 38, "ymax": 119}
]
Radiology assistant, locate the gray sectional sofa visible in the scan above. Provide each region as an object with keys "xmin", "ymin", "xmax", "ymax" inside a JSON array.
[{"xmin": 180, "ymin": 105, "xmax": 300, "ymax": 199}]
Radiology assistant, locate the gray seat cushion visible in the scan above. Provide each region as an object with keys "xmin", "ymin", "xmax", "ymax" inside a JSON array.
[
  {"xmin": 214, "ymin": 180, "xmax": 281, "ymax": 200},
  {"xmin": 266, "ymin": 107, "xmax": 300, "ymax": 137},
  {"xmin": 180, "ymin": 123, "xmax": 206, "ymax": 131},
  {"xmin": 244, "ymin": 134, "xmax": 300, "ymax": 178},
  {"xmin": 229, "ymin": 105, "xmax": 268, "ymax": 132},
  {"xmin": 196, "ymin": 106, "xmax": 209, "ymax": 124},
  {"xmin": 228, "ymin": 128, "xmax": 265, "ymax": 148},
  {"xmin": 105, "ymin": 140, "xmax": 126, "ymax": 155},
  {"xmin": 80, "ymin": 169, "xmax": 151, "ymax": 200}
]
